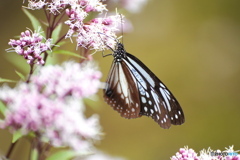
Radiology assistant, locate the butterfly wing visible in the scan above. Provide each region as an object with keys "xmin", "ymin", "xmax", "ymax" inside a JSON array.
[
  {"xmin": 124, "ymin": 53, "xmax": 185, "ymax": 129},
  {"xmin": 104, "ymin": 60, "xmax": 142, "ymax": 119}
]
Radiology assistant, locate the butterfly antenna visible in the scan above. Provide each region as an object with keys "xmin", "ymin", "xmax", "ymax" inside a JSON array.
[
  {"xmin": 97, "ymin": 32, "xmax": 118, "ymax": 57},
  {"xmin": 98, "ymin": 32, "xmax": 120, "ymax": 46},
  {"xmin": 120, "ymin": 13, "xmax": 124, "ymax": 44}
]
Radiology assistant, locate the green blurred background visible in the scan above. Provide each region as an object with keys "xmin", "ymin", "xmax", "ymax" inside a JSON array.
[{"xmin": 0, "ymin": 0, "xmax": 240, "ymax": 160}]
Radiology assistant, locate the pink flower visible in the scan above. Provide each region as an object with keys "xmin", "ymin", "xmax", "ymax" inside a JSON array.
[
  {"xmin": 74, "ymin": 15, "xmax": 122, "ymax": 50},
  {"xmin": 7, "ymin": 29, "xmax": 52, "ymax": 65},
  {"xmin": 171, "ymin": 146, "xmax": 240, "ymax": 160},
  {"xmin": 0, "ymin": 61, "xmax": 102, "ymax": 152},
  {"xmin": 25, "ymin": 0, "xmax": 122, "ymax": 51},
  {"xmin": 27, "ymin": 0, "xmax": 46, "ymax": 10},
  {"xmin": 32, "ymin": 61, "xmax": 102, "ymax": 98},
  {"xmin": 26, "ymin": 0, "xmax": 107, "ymax": 14},
  {"xmin": 224, "ymin": 146, "xmax": 240, "ymax": 160},
  {"xmin": 171, "ymin": 147, "xmax": 200, "ymax": 160}
]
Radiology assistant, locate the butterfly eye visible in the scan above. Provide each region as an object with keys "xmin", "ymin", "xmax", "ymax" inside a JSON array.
[{"xmin": 103, "ymin": 41, "xmax": 184, "ymax": 129}]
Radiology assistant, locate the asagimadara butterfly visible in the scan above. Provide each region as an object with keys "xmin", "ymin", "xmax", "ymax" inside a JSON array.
[{"xmin": 102, "ymin": 36, "xmax": 185, "ymax": 129}]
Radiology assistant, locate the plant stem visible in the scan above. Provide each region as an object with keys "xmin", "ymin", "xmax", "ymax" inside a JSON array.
[
  {"xmin": 26, "ymin": 63, "xmax": 35, "ymax": 83},
  {"xmin": 6, "ymin": 141, "xmax": 17, "ymax": 159}
]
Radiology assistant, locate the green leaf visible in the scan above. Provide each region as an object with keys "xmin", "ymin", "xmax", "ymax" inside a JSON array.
[
  {"xmin": 30, "ymin": 148, "xmax": 38, "ymax": 160},
  {"xmin": 12, "ymin": 131, "xmax": 23, "ymax": 143},
  {"xmin": 15, "ymin": 70, "xmax": 26, "ymax": 81},
  {"xmin": 47, "ymin": 150, "xmax": 80, "ymax": 160},
  {"xmin": 54, "ymin": 50, "xmax": 86, "ymax": 59},
  {"xmin": 0, "ymin": 101, "xmax": 6, "ymax": 115},
  {"xmin": 28, "ymin": 132, "xmax": 36, "ymax": 138},
  {"xmin": 44, "ymin": 49, "xmax": 60, "ymax": 65},
  {"xmin": 3, "ymin": 54, "xmax": 29, "ymax": 74},
  {"xmin": 22, "ymin": 8, "xmax": 45, "ymax": 37},
  {"xmin": 54, "ymin": 41, "xmax": 67, "ymax": 47},
  {"xmin": 0, "ymin": 78, "xmax": 16, "ymax": 83},
  {"xmin": 52, "ymin": 23, "xmax": 62, "ymax": 44}
]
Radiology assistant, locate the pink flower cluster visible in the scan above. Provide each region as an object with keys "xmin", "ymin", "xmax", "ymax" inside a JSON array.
[
  {"xmin": 8, "ymin": 29, "xmax": 52, "ymax": 65},
  {"xmin": 64, "ymin": 4, "xmax": 121, "ymax": 50},
  {"xmin": 73, "ymin": 15, "xmax": 121, "ymax": 50},
  {"xmin": 0, "ymin": 61, "xmax": 102, "ymax": 152},
  {"xmin": 27, "ymin": 0, "xmax": 107, "ymax": 14},
  {"xmin": 32, "ymin": 61, "xmax": 102, "ymax": 98},
  {"xmin": 171, "ymin": 147, "xmax": 199, "ymax": 160},
  {"xmin": 171, "ymin": 146, "xmax": 240, "ymax": 160},
  {"xmin": 26, "ymin": 0, "xmax": 122, "ymax": 51}
]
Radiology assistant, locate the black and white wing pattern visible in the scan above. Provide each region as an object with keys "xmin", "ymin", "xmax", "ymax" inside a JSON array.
[
  {"xmin": 103, "ymin": 42, "xmax": 185, "ymax": 129},
  {"xmin": 104, "ymin": 55, "xmax": 142, "ymax": 119}
]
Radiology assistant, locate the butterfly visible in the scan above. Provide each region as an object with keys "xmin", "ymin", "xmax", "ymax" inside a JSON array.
[{"xmin": 103, "ymin": 39, "xmax": 185, "ymax": 129}]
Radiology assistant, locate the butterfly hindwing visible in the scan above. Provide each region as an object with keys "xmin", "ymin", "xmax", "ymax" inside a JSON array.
[{"xmin": 104, "ymin": 60, "xmax": 141, "ymax": 119}]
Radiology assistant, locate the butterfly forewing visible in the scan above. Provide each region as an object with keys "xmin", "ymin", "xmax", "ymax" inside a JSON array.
[
  {"xmin": 104, "ymin": 42, "xmax": 185, "ymax": 129},
  {"xmin": 158, "ymin": 83, "xmax": 184, "ymax": 125},
  {"xmin": 104, "ymin": 60, "xmax": 142, "ymax": 119},
  {"xmin": 125, "ymin": 53, "xmax": 184, "ymax": 128}
]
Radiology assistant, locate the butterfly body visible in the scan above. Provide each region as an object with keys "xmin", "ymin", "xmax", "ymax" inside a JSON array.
[{"xmin": 104, "ymin": 42, "xmax": 185, "ymax": 129}]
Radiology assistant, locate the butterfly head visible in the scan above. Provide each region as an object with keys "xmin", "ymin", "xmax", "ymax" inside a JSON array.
[{"xmin": 113, "ymin": 42, "xmax": 127, "ymax": 61}]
